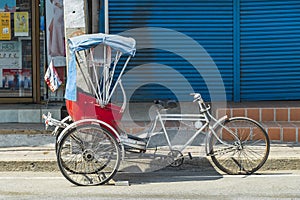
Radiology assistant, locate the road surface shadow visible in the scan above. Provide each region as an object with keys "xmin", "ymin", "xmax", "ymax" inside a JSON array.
[{"xmin": 114, "ymin": 157, "xmax": 223, "ymax": 185}]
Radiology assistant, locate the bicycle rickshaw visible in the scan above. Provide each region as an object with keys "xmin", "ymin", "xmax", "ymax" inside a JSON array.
[{"xmin": 43, "ymin": 33, "xmax": 270, "ymax": 186}]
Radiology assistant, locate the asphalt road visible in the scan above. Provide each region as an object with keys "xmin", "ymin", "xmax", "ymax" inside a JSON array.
[{"xmin": 0, "ymin": 170, "xmax": 300, "ymax": 200}]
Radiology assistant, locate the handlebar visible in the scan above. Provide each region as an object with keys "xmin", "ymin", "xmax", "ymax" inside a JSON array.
[
  {"xmin": 190, "ymin": 93, "xmax": 210, "ymax": 112},
  {"xmin": 190, "ymin": 93, "xmax": 202, "ymax": 102},
  {"xmin": 42, "ymin": 112, "xmax": 68, "ymax": 130}
]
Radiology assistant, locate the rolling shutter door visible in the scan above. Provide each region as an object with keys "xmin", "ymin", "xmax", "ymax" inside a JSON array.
[
  {"xmin": 240, "ymin": 0, "xmax": 300, "ymax": 100},
  {"xmin": 109, "ymin": 0, "xmax": 234, "ymax": 102}
]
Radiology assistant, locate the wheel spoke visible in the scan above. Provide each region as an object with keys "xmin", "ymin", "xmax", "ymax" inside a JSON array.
[
  {"xmin": 243, "ymin": 146, "xmax": 265, "ymax": 160},
  {"xmin": 241, "ymin": 150, "xmax": 259, "ymax": 170}
]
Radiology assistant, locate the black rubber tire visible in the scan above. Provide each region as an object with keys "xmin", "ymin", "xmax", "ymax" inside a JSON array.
[{"xmin": 210, "ymin": 117, "xmax": 270, "ymax": 175}]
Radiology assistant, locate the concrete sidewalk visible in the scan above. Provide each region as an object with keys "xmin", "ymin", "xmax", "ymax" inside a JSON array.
[
  {"xmin": 0, "ymin": 123, "xmax": 299, "ymax": 172},
  {"xmin": 0, "ymin": 144, "xmax": 300, "ymax": 172}
]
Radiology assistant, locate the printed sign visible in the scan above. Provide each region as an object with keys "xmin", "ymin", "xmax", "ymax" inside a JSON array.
[
  {"xmin": 0, "ymin": 12, "xmax": 11, "ymax": 40},
  {"xmin": 0, "ymin": 0, "xmax": 16, "ymax": 12},
  {"xmin": 0, "ymin": 41, "xmax": 22, "ymax": 87},
  {"xmin": 0, "ymin": 41, "xmax": 21, "ymax": 69},
  {"xmin": 14, "ymin": 12, "xmax": 29, "ymax": 37},
  {"xmin": 2, "ymin": 69, "xmax": 31, "ymax": 89}
]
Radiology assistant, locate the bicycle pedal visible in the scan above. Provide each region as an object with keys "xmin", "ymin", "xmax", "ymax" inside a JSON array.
[{"xmin": 188, "ymin": 152, "xmax": 193, "ymax": 159}]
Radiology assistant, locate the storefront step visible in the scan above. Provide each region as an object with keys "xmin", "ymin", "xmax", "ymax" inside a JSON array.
[{"xmin": 0, "ymin": 104, "xmax": 62, "ymax": 123}]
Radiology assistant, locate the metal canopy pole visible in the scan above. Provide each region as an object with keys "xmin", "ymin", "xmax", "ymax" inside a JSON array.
[
  {"xmin": 105, "ymin": 0, "xmax": 109, "ymax": 34},
  {"xmin": 102, "ymin": 0, "xmax": 109, "ymax": 104}
]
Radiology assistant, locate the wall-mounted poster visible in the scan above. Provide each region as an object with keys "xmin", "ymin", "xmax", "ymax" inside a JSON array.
[
  {"xmin": 0, "ymin": 0, "xmax": 16, "ymax": 12},
  {"xmin": 45, "ymin": 0, "xmax": 66, "ymax": 100},
  {"xmin": 14, "ymin": 12, "xmax": 29, "ymax": 37},
  {"xmin": 2, "ymin": 69, "xmax": 31, "ymax": 90},
  {"xmin": 46, "ymin": 0, "xmax": 66, "ymax": 62},
  {"xmin": 0, "ymin": 12, "xmax": 11, "ymax": 40},
  {"xmin": 0, "ymin": 41, "xmax": 21, "ymax": 87}
]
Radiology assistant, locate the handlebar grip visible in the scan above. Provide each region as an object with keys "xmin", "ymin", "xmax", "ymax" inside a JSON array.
[
  {"xmin": 42, "ymin": 114, "xmax": 47, "ymax": 120},
  {"xmin": 190, "ymin": 93, "xmax": 201, "ymax": 99}
]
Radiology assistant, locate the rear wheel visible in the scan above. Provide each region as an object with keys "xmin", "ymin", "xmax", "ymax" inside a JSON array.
[
  {"xmin": 57, "ymin": 124, "xmax": 121, "ymax": 186},
  {"xmin": 210, "ymin": 117, "xmax": 270, "ymax": 175}
]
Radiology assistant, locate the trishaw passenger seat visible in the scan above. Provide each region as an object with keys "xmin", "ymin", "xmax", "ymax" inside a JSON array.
[{"xmin": 65, "ymin": 88, "xmax": 123, "ymax": 130}]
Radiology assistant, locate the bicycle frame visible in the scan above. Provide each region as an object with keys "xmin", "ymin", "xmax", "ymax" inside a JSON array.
[
  {"xmin": 149, "ymin": 112, "xmax": 209, "ymax": 153},
  {"xmin": 144, "ymin": 99, "xmax": 239, "ymax": 157}
]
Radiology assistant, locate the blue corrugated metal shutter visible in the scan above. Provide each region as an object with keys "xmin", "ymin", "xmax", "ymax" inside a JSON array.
[
  {"xmin": 109, "ymin": 0, "xmax": 233, "ymax": 102},
  {"xmin": 240, "ymin": 0, "xmax": 300, "ymax": 101}
]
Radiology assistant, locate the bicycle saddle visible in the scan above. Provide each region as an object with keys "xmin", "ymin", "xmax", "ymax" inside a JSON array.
[{"xmin": 154, "ymin": 99, "xmax": 178, "ymax": 109}]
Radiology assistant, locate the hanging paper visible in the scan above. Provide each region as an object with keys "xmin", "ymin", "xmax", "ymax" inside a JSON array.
[{"xmin": 44, "ymin": 59, "xmax": 62, "ymax": 92}]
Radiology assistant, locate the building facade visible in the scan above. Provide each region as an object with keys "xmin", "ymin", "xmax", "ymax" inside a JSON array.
[
  {"xmin": 107, "ymin": 0, "xmax": 300, "ymax": 102},
  {"xmin": 0, "ymin": 0, "xmax": 299, "ymax": 104}
]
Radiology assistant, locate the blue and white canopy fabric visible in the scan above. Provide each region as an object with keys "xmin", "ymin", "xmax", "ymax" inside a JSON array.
[{"xmin": 65, "ymin": 33, "xmax": 136, "ymax": 101}]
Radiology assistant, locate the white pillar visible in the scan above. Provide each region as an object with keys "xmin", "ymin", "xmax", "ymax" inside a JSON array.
[{"xmin": 63, "ymin": 0, "xmax": 87, "ymax": 67}]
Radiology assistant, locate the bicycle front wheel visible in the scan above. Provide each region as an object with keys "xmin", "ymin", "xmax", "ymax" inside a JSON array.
[
  {"xmin": 209, "ymin": 117, "xmax": 270, "ymax": 175},
  {"xmin": 57, "ymin": 124, "xmax": 121, "ymax": 186}
]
